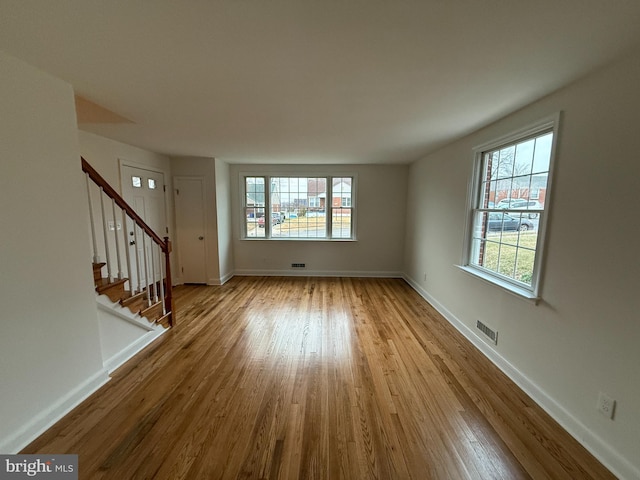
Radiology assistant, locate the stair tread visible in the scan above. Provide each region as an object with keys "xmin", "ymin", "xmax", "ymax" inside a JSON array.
[
  {"xmin": 95, "ymin": 277, "xmax": 128, "ymax": 291},
  {"xmin": 140, "ymin": 300, "xmax": 163, "ymax": 317},
  {"xmin": 120, "ymin": 290, "xmax": 147, "ymax": 307},
  {"xmin": 156, "ymin": 312, "xmax": 172, "ymax": 328}
]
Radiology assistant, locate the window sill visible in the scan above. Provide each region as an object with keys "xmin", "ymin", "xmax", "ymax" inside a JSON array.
[{"xmin": 456, "ymin": 265, "xmax": 541, "ymax": 304}]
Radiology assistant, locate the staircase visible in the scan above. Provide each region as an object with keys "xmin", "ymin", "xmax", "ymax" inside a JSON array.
[
  {"xmin": 82, "ymin": 157, "xmax": 174, "ymax": 328},
  {"xmin": 93, "ymin": 262, "xmax": 171, "ymax": 327}
]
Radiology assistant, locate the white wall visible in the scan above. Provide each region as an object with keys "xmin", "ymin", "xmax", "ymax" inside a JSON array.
[
  {"xmin": 230, "ymin": 164, "xmax": 408, "ymax": 276},
  {"xmin": 0, "ymin": 51, "xmax": 108, "ymax": 452},
  {"xmin": 79, "ymin": 130, "xmax": 173, "ymax": 190},
  {"xmin": 170, "ymin": 156, "xmax": 221, "ymax": 284},
  {"xmin": 403, "ymin": 49, "xmax": 640, "ymax": 479},
  {"xmin": 96, "ymin": 297, "xmax": 165, "ymax": 374},
  {"xmin": 215, "ymin": 159, "xmax": 234, "ymax": 283}
]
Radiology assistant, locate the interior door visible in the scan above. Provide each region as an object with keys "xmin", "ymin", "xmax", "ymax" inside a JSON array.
[
  {"xmin": 174, "ymin": 177, "xmax": 207, "ymax": 284},
  {"xmin": 121, "ymin": 164, "xmax": 167, "ymax": 292}
]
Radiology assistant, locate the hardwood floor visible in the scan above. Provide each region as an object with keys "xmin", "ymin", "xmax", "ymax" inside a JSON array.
[{"xmin": 23, "ymin": 277, "xmax": 615, "ymax": 479}]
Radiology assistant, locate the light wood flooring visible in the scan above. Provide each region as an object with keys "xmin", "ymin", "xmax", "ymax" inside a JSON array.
[{"xmin": 23, "ymin": 277, "xmax": 615, "ymax": 479}]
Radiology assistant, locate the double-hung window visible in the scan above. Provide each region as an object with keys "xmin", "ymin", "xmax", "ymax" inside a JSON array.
[
  {"xmin": 243, "ymin": 175, "xmax": 356, "ymax": 240},
  {"xmin": 461, "ymin": 114, "xmax": 560, "ymax": 300}
]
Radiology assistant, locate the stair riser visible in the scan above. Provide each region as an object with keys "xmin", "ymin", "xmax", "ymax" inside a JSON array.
[{"xmin": 93, "ymin": 272, "xmax": 169, "ymax": 326}]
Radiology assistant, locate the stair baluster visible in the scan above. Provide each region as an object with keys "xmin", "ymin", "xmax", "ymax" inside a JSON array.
[
  {"xmin": 163, "ymin": 236, "xmax": 173, "ymax": 321},
  {"xmin": 141, "ymin": 231, "xmax": 151, "ymax": 308},
  {"xmin": 111, "ymin": 198, "xmax": 123, "ymax": 280},
  {"xmin": 85, "ymin": 172, "xmax": 100, "ymax": 264},
  {"xmin": 152, "ymin": 241, "xmax": 159, "ymax": 304},
  {"xmin": 158, "ymin": 245, "xmax": 166, "ymax": 315},
  {"xmin": 122, "ymin": 208, "xmax": 133, "ymax": 291},
  {"xmin": 133, "ymin": 224, "xmax": 142, "ymax": 294},
  {"xmin": 99, "ymin": 186, "xmax": 113, "ymax": 282}
]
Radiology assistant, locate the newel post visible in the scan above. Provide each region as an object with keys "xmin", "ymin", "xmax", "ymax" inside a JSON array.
[{"xmin": 164, "ymin": 237, "xmax": 174, "ymax": 327}]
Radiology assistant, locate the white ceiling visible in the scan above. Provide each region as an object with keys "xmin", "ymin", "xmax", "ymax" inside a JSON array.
[{"xmin": 1, "ymin": 1, "xmax": 640, "ymax": 164}]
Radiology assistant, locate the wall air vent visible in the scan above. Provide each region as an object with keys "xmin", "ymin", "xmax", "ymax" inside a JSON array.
[
  {"xmin": 476, "ymin": 320, "xmax": 498, "ymax": 345},
  {"xmin": 291, "ymin": 263, "xmax": 306, "ymax": 268}
]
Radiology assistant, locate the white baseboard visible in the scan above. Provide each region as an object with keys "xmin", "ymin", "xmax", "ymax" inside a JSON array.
[
  {"xmin": 103, "ymin": 327, "xmax": 167, "ymax": 374},
  {"xmin": 219, "ymin": 271, "xmax": 235, "ymax": 285},
  {"xmin": 0, "ymin": 369, "xmax": 110, "ymax": 454},
  {"xmin": 234, "ymin": 269, "xmax": 404, "ymax": 278},
  {"xmin": 402, "ymin": 274, "xmax": 639, "ymax": 480},
  {"xmin": 96, "ymin": 295, "xmax": 157, "ymax": 332}
]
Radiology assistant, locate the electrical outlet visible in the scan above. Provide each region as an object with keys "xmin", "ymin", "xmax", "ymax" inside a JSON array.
[{"xmin": 597, "ymin": 392, "xmax": 616, "ymax": 419}]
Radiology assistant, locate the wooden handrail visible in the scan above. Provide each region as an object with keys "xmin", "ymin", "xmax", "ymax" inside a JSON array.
[
  {"xmin": 81, "ymin": 157, "xmax": 168, "ymax": 251},
  {"xmin": 82, "ymin": 157, "xmax": 173, "ymax": 326}
]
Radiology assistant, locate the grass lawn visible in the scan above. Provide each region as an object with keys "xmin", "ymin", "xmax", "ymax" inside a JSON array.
[
  {"xmin": 481, "ymin": 231, "xmax": 538, "ymax": 284},
  {"xmin": 246, "ymin": 215, "xmax": 351, "ymax": 237},
  {"xmin": 278, "ymin": 216, "xmax": 351, "ymax": 236}
]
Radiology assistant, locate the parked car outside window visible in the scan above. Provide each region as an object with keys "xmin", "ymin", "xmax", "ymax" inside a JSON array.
[
  {"xmin": 496, "ymin": 199, "xmax": 542, "ymax": 218},
  {"xmin": 487, "ymin": 212, "xmax": 534, "ymax": 232},
  {"xmin": 258, "ymin": 213, "xmax": 281, "ymax": 228}
]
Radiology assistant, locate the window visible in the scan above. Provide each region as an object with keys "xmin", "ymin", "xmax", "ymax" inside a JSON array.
[
  {"xmin": 461, "ymin": 115, "xmax": 559, "ymax": 299},
  {"xmin": 331, "ymin": 178, "xmax": 353, "ymax": 239},
  {"xmin": 132, "ymin": 176, "xmax": 142, "ymax": 188},
  {"xmin": 242, "ymin": 175, "xmax": 356, "ymax": 240}
]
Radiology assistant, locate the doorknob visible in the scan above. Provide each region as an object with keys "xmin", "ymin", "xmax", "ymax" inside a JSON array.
[
  {"xmin": 129, "ymin": 240, "xmax": 136, "ymax": 246},
  {"xmin": 198, "ymin": 236, "xmax": 204, "ymax": 240}
]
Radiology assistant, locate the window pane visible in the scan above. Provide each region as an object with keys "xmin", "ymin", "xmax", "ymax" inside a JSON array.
[
  {"xmin": 531, "ymin": 174, "xmax": 548, "ymax": 204},
  {"xmin": 515, "ymin": 244, "xmax": 536, "ymax": 286},
  {"xmin": 471, "ymin": 211, "xmax": 488, "ymax": 241},
  {"xmin": 479, "ymin": 179, "xmax": 499, "ymax": 208},
  {"xmin": 246, "ymin": 177, "xmax": 265, "ymax": 207},
  {"xmin": 485, "ymin": 151, "xmax": 499, "ymax": 181},
  {"xmin": 332, "ymin": 210, "xmax": 351, "ymax": 238},
  {"xmin": 511, "ymin": 174, "xmax": 531, "ymax": 201},
  {"xmin": 496, "ymin": 146, "xmax": 515, "ymax": 180},
  {"xmin": 132, "ymin": 176, "xmax": 142, "ymax": 188},
  {"xmin": 148, "ymin": 178, "xmax": 156, "ymax": 189},
  {"xmin": 332, "ymin": 178, "xmax": 351, "ymax": 200},
  {"xmin": 331, "ymin": 177, "xmax": 352, "ymax": 239},
  {"xmin": 246, "ymin": 208, "xmax": 265, "ymax": 237},
  {"xmin": 481, "ymin": 240, "xmax": 500, "ymax": 272},
  {"xmin": 514, "ymin": 138, "xmax": 535, "ymax": 176},
  {"xmin": 497, "ymin": 244, "xmax": 518, "ymax": 277},
  {"xmin": 270, "ymin": 177, "xmax": 327, "ymax": 238},
  {"xmin": 532, "ymin": 132, "xmax": 553, "ymax": 173}
]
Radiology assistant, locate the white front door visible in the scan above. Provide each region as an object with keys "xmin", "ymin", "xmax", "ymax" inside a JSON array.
[
  {"xmin": 175, "ymin": 177, "xmax": 207, "ymax": 284},
  {"xmin": 121, "ymin": 164, "xmax": 167, "ymax": 292}
]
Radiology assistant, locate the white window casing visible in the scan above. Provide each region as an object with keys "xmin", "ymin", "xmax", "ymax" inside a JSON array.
[
  {"xmin": 241, "ymin": 174, "xmax": 357, "ymax": 241},
  {"xmin": 459, "ymin": 113, "xmax": 561, "ymax": 301}
]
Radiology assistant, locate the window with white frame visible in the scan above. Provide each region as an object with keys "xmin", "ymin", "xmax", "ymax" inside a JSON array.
[
  {"xmin": 242, "ymin": 175, "xmax": 355, "ymax": 240},
  {"xmin": 462, "ymin": 115, "xmax": 559, "ymax": 299}
]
